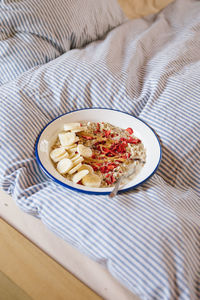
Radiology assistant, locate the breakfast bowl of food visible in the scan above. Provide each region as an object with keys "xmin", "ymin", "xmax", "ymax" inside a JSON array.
[{"xmin": 35, "ymin": 108, "xmax": 161, "ymax": 195}]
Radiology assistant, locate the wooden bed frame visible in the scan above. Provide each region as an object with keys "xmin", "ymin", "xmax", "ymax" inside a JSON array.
[{"xmin": 0, "ymin": 219, "xmax": 101, "ymax": 300}]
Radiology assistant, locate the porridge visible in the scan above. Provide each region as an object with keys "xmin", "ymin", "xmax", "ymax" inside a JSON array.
[{"xmin": 50, "ymin": 121, "xmax": 146, "ymax": 188}]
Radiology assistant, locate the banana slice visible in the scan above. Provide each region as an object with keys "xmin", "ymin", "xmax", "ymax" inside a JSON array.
[
  {"xmin": 78, "ymin": 164, "xmax": 94, "ymax": 174},
  {"xmin": 70, "ymin": 126, "xmax": 87, "ymax": 133},
  {"xmin": 73, "ymin": 156, "xmax": 84, "ymax": 165},
  {"xmin": 72, "ymin": 169, "xmax": 89, "ymax": 184},
  {"xmin": 68, "ymin": 163, "xmax": 82, "ymax": 175},
  {"xmin": 71, "ymin": 153, "xmax": 80, "ymax": 161},
  {"xmin": 77, "ymin": 144, "xmax": 92, "ymax": 158},
  {"xmin": 82, "ymin": 174, "xmax": 101, "ymax": 188},
  {"xmin": 64, "ymin": 144, "xmax": 78, "ymax": 150},
  {"xmin": 75, "ymin": 136, "xmax": 80, "ymax": 142},
  {"xmin": 50, "ymin": 147, "xmax": 66, "ymax": 162},
  {"xmin": 53, "ymin": 152, "xmax": 69, "ymax": 162},
  {"xmin": 57, "ymin": 158, "xmax": 73, "ymax": 174},
  {"xmin": 70, "ymin": 153, "xmax": 84, "ymax": 165},
  {"xmin": 57, "ymin": 152, "xmax": 70, "ymax": 161},
  {"xmin": 69, "ymin": 147, "xmax": 78, "ymax": 155},
  {"xmin": 59, "ymin": 132, "xmax": 76, "ymax": 146},
  {"xmin": 64, "ymin": 123, "xmax": 81, "ymax": 131}
]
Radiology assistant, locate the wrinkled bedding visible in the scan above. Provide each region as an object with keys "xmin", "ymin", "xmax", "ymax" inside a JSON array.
[
  {"xmin": 0, "ymin": 0, "xmax": 125, "ymax": 85},
  {"xmin": 0, "ymin": 0, "xmax": 200, "ymax": 299}
]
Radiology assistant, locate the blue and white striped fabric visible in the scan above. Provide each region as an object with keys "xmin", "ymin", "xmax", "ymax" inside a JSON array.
[
  {"xmin": 0, "ymin": 0, "xmax": 200, "ymax": 299},
  {"xmin": 0, "ymin": 0, "xmax": 125, "ymax": 85}
]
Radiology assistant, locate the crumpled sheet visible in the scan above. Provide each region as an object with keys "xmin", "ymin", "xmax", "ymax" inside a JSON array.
[{"xmin": 0, "ymin": 0, "xmax": 199, "ymax": 299}]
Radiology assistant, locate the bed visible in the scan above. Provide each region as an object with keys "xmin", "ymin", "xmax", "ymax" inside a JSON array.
[{"xmin": 0, "ymin": 0, "xmax": 199, "ymax": 299}]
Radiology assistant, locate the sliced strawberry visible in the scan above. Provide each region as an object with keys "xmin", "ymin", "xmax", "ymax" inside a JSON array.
[
  {"xmin": 97, "ymin": 123, "xmax": 100, "ymax": 132},
  {"xmin": 110, "ymin": 175, "xmax": 116, "ymax": 183},
  {"xmin": 82, "ymin": 135, "xmax": 94, "ymax": 140},
  {"xmin": 127, "ymin": 137, "xmax": 141, "ymax": 144},
  {"xmin": 107, "ymin": 165, "xmax": 115, "ymax": 171},
  {"xmin": 120, "ymin": 137, "xmax": 127, "ymax": 142},
  {"xmin": 100, "ymin": 166, "xmax": 108, "ymax": 173},
  {"xmin": 102, "ymin": 147, "xmax": 110, "ymax": 153},
  {"xmin": 106, "ymin": 180, "xmax": 111, "ymax": 185},
  {"xmin": 92, "ymin": 165, "xmax": 99, "ymax": 171},
  {"xmin": 104, "ymin": 130, "xmax": 111, "ymax": 137},
  {"xmin": 126, "ymin": 127, "xmax": 133, "ymax": 135}
]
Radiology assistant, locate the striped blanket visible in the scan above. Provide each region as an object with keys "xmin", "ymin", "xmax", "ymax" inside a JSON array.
[{"xmin": 0, "ymin": 0, "xmax": 199, "ymax": 299}]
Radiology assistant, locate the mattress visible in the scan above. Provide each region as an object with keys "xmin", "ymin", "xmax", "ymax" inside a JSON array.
[{"xmin": 1, "ymin": 1, "xmax": 199, "ymax": 299}]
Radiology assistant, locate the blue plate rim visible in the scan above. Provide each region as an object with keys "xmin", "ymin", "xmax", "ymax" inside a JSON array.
[{"xmin": 35, "ymin": 107, "xmax": 162, "ymax": 195}]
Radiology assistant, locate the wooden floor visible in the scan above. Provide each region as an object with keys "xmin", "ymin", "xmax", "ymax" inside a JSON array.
[{"xmin": 0, "ymin": 219, "xmax": 102, "ymax": 300}]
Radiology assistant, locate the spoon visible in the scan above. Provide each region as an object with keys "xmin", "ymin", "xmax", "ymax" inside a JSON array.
[{"xmin": 108, "ymin": 159, "xmax": 145, "ymax": 198}]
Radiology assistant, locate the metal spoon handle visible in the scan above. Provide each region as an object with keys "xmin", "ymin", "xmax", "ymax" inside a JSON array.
[
  {"xmin": 109, "ymin": 176, "xmax": 123, "ymax": 198},
  {"xmin": 108, "ymin": 159, "xmax": 145, "ymax": 198},
  {"xmin": 108, "ymin": 164, "xmax": 140, "ymax": 198}
]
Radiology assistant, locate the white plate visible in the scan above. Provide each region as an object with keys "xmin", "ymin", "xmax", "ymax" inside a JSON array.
[{"xmin": 35, "ymin": 108, "xmax": 161, "ymax": 195}]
